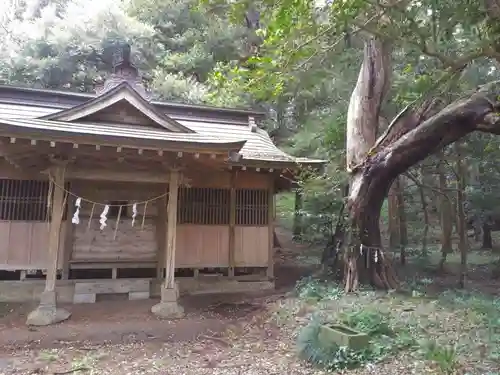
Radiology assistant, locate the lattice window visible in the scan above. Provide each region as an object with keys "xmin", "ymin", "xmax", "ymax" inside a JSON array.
[
  {"xmin": 0, "ymin": 179, "xmax": 70, "ymax": 221},
  {"xmin": 0, "ymin": 179, "xmax": 50, "ymax": 221},
  {"xmin": 178, "ymin": 188, "xmax": 230, "ymax": 225},
  {"xmin": 236, "ymin": 189, "xmax": 269, "ymax": 226}
]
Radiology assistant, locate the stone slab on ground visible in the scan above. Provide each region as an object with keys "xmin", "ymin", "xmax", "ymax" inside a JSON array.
[{"xmin": 74, "ymin": 279, "xmax": 150, "ymax": 295}]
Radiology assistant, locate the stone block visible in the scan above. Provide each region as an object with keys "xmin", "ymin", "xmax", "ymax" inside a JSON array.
[
  {"xmin": 318, "ymin": 324, "xmax": 369, "ymax": 351},
  {"xmin": 74, "ymin": 279, "xmax": 150, "ymax": 294},
  {"xmin": 73, "ymin": 293, "xmax": 96, "ymax": 304},
  {"xmin": 128, "ymin": 291, "xmax": 150, "ymax": 300}
]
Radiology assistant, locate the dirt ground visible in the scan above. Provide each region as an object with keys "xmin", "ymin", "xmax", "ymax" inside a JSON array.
[
  {"xmin": 0, "ymin": 227, "xmax": 322, "ymax": 375},
  {"xmin": 3, "ymin": 228, "xmax": 498, "ymax": 375}
]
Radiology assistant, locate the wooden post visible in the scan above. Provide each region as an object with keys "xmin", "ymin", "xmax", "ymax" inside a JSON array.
[
  {"xmin": 45, "ymin": 165, "xmax": 66, "ymax": 292},
  {"xmin": 61, "ymin": 190, "xmax": 74, "ymax": 280},
  {"xmin": 228, "ymin": 171, "xmax": 236, "ymax": 277},
  {"xmin": 165, "ymin": 169, "xmax": 179, "ymax": 289},
  {"xmin": 155, "ymin": 196, "xmax": 167, "ymax": 279},
  {"xmin": 267, "ymin": 177, "xmax": 275, "ymax": 279},
  {"xmin": 151, "ymin": 168, "xmax": 184, "ymax": 319},
  {"xmin": 26, "ymin": 163, "xmax": 71, "ymax": 326}
]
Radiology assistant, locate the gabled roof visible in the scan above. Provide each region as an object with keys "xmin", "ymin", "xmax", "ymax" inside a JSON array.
[
  {"xmin": 0, "ymin": 98, "xmax": 326, "ymax": 166},
  {"xmin": 40, "ymin": 82, "xmax": 193, "ymax": 133}
]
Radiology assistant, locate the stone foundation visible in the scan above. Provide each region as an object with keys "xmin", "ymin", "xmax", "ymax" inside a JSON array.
[
  {"xmin": 0, "ymin": 277, "xmax": 275, "ymax": 303},
  {"xmin": 151, "ymin": 283, "xmax": 184, "ymax": 319},
  {"xmin": 26, "ymin": 290, "xmax": 71, "ymax": 326}
]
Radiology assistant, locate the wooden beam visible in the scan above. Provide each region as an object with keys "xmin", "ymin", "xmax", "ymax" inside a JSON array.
[
  {"xmin": 164, "ymin": 169, "xmax": 180, "ymax": 289},
  {"xmin": 47, "ymin": 168, "xmax": 171, "ymax": 183},
  {"xmin": 45, "ymin": 164, "xmax": 66, "ymax": 292},
  {"xmin": 228, "ymin": 170, "xmax": 236, "ymax": 277}
]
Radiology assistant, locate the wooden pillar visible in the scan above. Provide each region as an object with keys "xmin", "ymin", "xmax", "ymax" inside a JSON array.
[
  {"xmin": 151, "ymin": 168, "xmax": 184, "ymax": 319},
  {"xmin": 267, "ymin": 177, "xmax": 275, "ymax": 279},
  {"xmin": 45, "ymin": 165, "xmax": 66, "ymax": 292},
  {"xmin": 228, "ymin": 170, "xmax": 236, "ymax": 277},
  {"xmin": 61, "ymin": 190, "xmax": 74, "ymax": 280},
  {"xmin": 164, "ymin": 169, "xmax": 179, "ymax": 289},
  {"xmin": 26, "ymin": 164, "xmax": 71, "ymax": 326},
  {"xmin": 155, "ymin": 195, "xmax": 167, "ymax": 279}
]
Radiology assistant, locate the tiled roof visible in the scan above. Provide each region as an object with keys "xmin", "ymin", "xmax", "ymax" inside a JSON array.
[{"xmin": 0, "ymin": 101, "xmax": 325, "ymax": 165}]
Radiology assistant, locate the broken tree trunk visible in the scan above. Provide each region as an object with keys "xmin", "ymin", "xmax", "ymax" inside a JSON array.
[
  {"xmin": 343, "ymin": 35, "xmax": 395, "ymax": 291},
  {"xmin": 341, "ymin": 49, "xmax": 500, "ymax": 291}
]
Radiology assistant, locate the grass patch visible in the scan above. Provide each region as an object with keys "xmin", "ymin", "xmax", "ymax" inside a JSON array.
[{"xmin": 295, "ymin": 276, "xmax": 344, "ymax": 301}]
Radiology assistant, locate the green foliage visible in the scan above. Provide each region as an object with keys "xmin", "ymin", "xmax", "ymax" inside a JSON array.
[
  {"xmin": 295, "ymin": 277, "xmax": 343, "ymax": 301},
  {"xmin": 339, "ymin": 310, "xmax": 393, "ymax": 337}
]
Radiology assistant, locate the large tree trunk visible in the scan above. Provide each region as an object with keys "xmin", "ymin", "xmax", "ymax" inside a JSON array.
[
  {"xmin": 343, "ymin": 36, "xmax": 394, "ymax": 291},
  {"xmin": 339, "ymin": 65, "xmax": 500, "ymax": 290}
]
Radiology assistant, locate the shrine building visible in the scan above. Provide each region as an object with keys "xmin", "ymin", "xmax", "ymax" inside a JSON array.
[{"xmin": 0, "ymin": 45, "xmax": 323, "ymax": 325}]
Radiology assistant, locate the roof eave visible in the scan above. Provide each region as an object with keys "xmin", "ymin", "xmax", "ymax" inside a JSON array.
[{"xmin": 0, "ymin": 123, "xmax": 247, "ymax": 153}]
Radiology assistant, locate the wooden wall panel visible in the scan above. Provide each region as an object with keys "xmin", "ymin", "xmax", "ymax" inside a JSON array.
[
  {"xmin": 72, "ymin": 219, "xmax": 157, "ymax": 261},
  {"xmin": 234, "ymin": 226, "xmax": 269, "ymax": 267},
  {"xmin": 176, "ymin": 225, "xmax": 229, "ymax": 267},
  {"xmin": 69, "ymin": 181, "xmax": 162, "ymax": 262},
  {"xmin": 0, "ymin": 221, "xmax": 65, "ymax": 270}
]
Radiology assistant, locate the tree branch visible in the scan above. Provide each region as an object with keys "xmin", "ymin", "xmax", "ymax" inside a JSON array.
[{"xmin": 368, "ymin": 80, "xmax": 500, "ymax": 180}]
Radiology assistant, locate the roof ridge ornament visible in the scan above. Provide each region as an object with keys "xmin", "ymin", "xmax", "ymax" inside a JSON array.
[
  {"xmin": 95, "ymin": 43, "xmax": 153, "ymax": 101},
  {"xmin": 248, "ymin": 116, "xmax": 258, "ymax": 132}
]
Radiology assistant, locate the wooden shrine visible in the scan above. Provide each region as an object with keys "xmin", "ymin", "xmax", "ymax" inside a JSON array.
[{"xmin": 0, "ymin": 45, "xmax": 323, "ymax": 325}]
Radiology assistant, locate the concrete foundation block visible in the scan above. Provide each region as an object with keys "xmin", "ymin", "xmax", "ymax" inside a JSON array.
[
  {"xmin": 73, "ymin": 293, "xmax": 96, "ymax": 304},
  {"xmin": 26, "ymin": 290, "xmax": 71, "ymax": 326},
  {"xmin": 160, "ymin": 284, "xmax": 179, "ymax": 302},
  {"xmin": 128, "ymin": 291, "xmax": 150, "ymax": 300}
]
